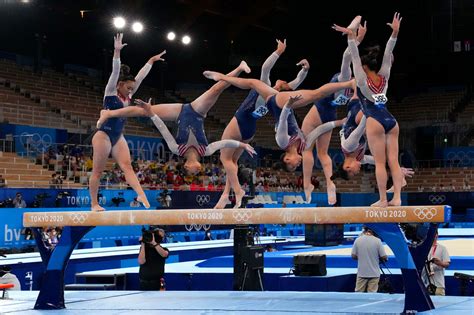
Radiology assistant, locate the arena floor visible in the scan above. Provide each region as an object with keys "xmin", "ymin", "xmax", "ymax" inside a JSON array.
[{"xmin": 1, "ymin": 291, "xmax": 473, "ymax": 314}]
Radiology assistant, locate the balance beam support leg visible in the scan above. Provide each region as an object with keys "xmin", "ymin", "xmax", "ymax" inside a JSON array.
[
  {"xmin": 408, "ymin": 223, "xmax": 438, "ymax": 275},
  {"xmin": 33, "ymin": 226, "xmax": 94, "ymax": 310},
  {"xmin": 366, "ymin": 223, "xmax": 434, "ymax": 313}
]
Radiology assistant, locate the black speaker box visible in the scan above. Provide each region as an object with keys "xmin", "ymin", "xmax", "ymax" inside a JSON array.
[
  {"xmin": 293, "ymin": 254, "xmax": 327, "ymax": 276},
  {"xmin": 241, "ymin": 245, "xmax": 264, "ymax": 269},
  {"xmin": 233, "ymin": 226, "xmax": 264, "ymax": 290}
]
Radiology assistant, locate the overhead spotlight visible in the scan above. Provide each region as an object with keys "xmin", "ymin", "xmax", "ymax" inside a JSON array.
[
  {"xmin": 132, "ymin": 22, "xmax": 144, "ymax": 33},
  {"xmin": 113, "ymin": 17, "xmax": 126, "ymax": 29},
  {"xmin": 167, "ymin": 32, "xmax": 176, "ymax": 41},
  {"xmin": 182, "ymin": 35, "xmax": 191, "ymax": 45}
]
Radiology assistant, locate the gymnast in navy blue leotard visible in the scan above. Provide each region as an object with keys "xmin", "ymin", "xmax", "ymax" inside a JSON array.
[
  {"xmin": 89, "ymin": 33, "xmax": 164, "ymax": 211},
  {"xmin": 97, "ymin": 58, "xmax": 256, "ymax": 185},
  {"xmin": 215, "ymin": 39, "xmax": 309, "ymax": 209},
  {"xmin": 301, "ymin": 22, "xmax": 367, "ymax": 206},
  {"xmin": 335, "ymin": 13, "xmax": 404, "ymax": 207},
  {"xmin": 203, "ymin": 69, "xmax": 354, "ymax": 176}
]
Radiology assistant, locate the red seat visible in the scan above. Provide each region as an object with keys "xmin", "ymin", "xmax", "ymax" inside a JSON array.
[{"xmin": 0, "ymin": 283, "xmax": 14, "ymax": 299}]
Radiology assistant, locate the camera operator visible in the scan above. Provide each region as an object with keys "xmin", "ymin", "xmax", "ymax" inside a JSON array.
[
  {"xmin": 138, "ymin": 227, "xmax": 169, "ymax": 290},
  {"xmin": 13, "ymin": 193, "xmax": 26, "ymax": 208},
  {"xmin": 157, "ymin": 189, "xmax": 172, "ymax": 209},
  {"xmin": 422, "ymin": 232, "xmax": 450, "ymax": 295},
  {"xmin": 111, "ymin": 192, "xmax": 125, "ymax": 207}
]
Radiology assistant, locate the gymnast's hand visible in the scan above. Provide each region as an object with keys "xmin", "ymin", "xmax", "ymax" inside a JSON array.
[
  {"xmin": 296, "ymin": 59, "xmax": 310, "ymax": 71},
  {"xmin": 148, "ymin": 50, "xmax": 166, "ymax": 64},
  {"xmin": 276, "ymin": 39, "xmax": 287, "ymax": 56},
  {"xmin": 134, "ymin": 98, "xmax": 154, "ymax": 117},
  {"xmin": 285, "ymin": 95, "xmax": 303, "ymax": 109},
  {"xmin": 114, "ymin": 33, "xmax": 127, "ymax": 51},
  {"xmin": 401, "ymin": 167, "xmax": 414, "ymax": 178},
  {"xmin": 241, "ymin": 143, "xmax": 257, "ymax": 158},
  {"xmin": 387, "ymin": 12, "xmax": 402, "ymax": 35}
]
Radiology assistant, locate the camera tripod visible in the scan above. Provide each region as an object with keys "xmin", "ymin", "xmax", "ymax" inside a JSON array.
[{"xmin": 240, "ymin": 262, "xmax": 264, "ymax": 291}]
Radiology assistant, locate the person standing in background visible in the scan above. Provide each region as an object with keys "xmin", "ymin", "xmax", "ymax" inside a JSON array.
[{"xmin": 351, "ymin": 227, "xmax": 388, "ymax": 292}]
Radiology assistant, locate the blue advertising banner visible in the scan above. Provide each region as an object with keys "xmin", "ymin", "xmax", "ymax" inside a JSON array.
[
  {"xmin": 0, "ymin": 207, "xmax": 142, "ymax": 248},
  {"xmin": 407, "ymin": 192, "xmax": 474, "ymax": 208},
  {"xmin": 124, "ymin": 134, "xmax": 165, "ymax": 161},
  {"xmin": 0, "ymin": 123, "xmax": 67, "ymax": 155},
  {"xmin": 444, "ymin": 147, "xmax": 474, "ymax": 167}
]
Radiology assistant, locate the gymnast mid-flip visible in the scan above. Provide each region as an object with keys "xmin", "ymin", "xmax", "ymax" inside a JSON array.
[
  {"xmin": 301, "ymin": 17, "xmax": 366, "ymax": 205},
  {"xmin": 202, "ymin": 66, "xmax": 355, "ymax": 173},
  {"xmin": 97, "ymin": 59, "xmax": 256, "ymax": 177},
  {"xmin": 333, "ymin": 13, "xmax": 404, "ymax": 207},
  {"xmin": 215, "ymin": 39, "xmax": 310, "ymax": 209}
]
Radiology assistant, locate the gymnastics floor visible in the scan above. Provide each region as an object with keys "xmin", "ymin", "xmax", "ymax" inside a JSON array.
[{"xmin": 1, "ymin": 290, "xmax": 473, "ymax": 314}]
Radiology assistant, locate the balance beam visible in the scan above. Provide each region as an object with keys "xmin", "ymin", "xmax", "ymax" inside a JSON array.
[{"xmin": 23, "ymin": 205, "xmax": 451, "ymax": 227}]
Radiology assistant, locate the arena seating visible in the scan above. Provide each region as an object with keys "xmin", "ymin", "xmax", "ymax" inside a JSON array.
[
  {"xmin": 0, "ymin": 152, "xmax": 81, "ymax": 188},
  {"xmin": 1, "ymin": 57, "xmax": 473, "ymax": 191},
  {"xmin": 405, "ymin": 167, "xmax": 474, "ymax": 192},
  {"xmin": 0, "ymin": 59, "xmax": 158, "ymax": 138}
]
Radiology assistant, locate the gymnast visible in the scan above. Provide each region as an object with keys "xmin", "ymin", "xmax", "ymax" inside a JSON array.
[
  {"xmin": 90, "ymin": 33, "xmax": 165, "ymax": 212},
  {"xmin": 333, "ymin": 12, "xmax": 403, "ymax": 207},
  {"xmin": 301, "ymin": 17, "xmax": 366, "ymax": 205},
  {"xmin": 215, "ymin": 39, "xmax": 310, "ymax": 208},
  {"xmin": 97, "ymin": 60, "xmax": 255, "ymax": 176},
  {"xmin": 202, "ymin": 68, "xmax": 354, "ymax": 172}
]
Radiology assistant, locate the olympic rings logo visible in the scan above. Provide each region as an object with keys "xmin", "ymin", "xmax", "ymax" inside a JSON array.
[
  {"xmin": 196, "ymin": 195, "xmax": 211, "ymax": 206},
  {"xmin": 69, "ymin": 213, "xmax": 88, "ymax": 224},
  {"xmin": 428, "ymin": 194, "xmax": 446, "ymax": 204},
  {"xmin": 446, "ymin": 151, "xmax": 474, "ymax": 166},
  {"xmin": 184, "ymin": 224, "xmax": 211, "ymax": 232},
  {"xmin": 414, "ymin": 207, "xmax": 437, "ymax": 220},
  {"xmin": 19, "ymin": 132, "xmax": 53, "ymax": 152},
  {"xmin": 232, "ymin": 209, "xmax": 252, "ymax": 222}
]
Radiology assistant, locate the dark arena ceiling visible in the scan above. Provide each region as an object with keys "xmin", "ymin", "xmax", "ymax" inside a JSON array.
[{"xmin": 0, "ymin": 0, "xmax": 472, "ymax": 89}]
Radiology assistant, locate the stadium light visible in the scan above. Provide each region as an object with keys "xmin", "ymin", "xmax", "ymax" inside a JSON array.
[
  {"xmin": 113, "ymin": 17, "xmax": 126, "ymax": 29},
  {"xmin": 182, "ymin": 35, "xmax": 191, "ymax": 45},
  {"xmin": 167, "ymin": 32, "xmax": 176, "ymax": 41},
  {"xmin": 132, "ymin": 22, "xmax": 144, "ymax": 33}
]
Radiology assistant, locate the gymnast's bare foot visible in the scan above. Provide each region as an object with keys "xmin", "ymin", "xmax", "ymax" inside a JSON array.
[
  {"xmin": 347, "ymin": 15, "xmax": 362, "ymax": 33},
  {"xmin": 387, "ymin": 177, "xmax": 407, "ymax": 193},
  {"xmin": 371, "ymin": 200, "xmax": 388, "ymax": 208},
  {"xmin": 137, "ymin": 195, "xmax": 150, "ymax": 209},
  {"xmin": 239, "ymin": 61, "xmax": 251, "ymax": 74},
  {"xmin": 388, "ymin": 198, "xmax": 401, "ymax": 207},
  {"xmin": 327, "ymin": 181, "xmax": 337, "ymax": 205},
  {"xmin": 214, "ymin": 194, "xmax": 229, "ymax": 209},
  {"xmin": 233, "ymin": 189, "xmax": 246, "ymax": 209},
  {"xmin": 203, "ymin": 71, "xmax": 223, "ymax": 81},
  {"xmin": 304, "ymin": 184, "xmax": 314, "ymax": 204},
  {"xmin": 91, "ymin": 204, "xmax": 105, "ymax": 212}
]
